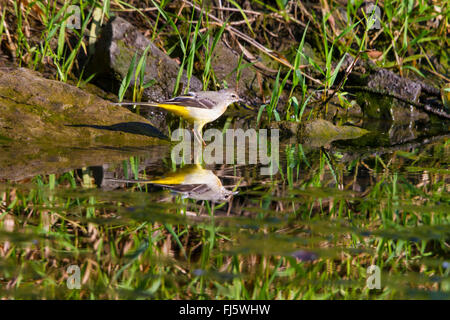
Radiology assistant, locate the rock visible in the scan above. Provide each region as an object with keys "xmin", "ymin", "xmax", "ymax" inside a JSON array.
[
  {"xmin": 368, "ymin": 69, "xmax": 421, "ymax": 98},
  {"xmin": 341, "ymin": 55, "xmax": 443, "ymax": 122},
  {"xmin": 0, "ymin": 67, "xmax": 166, "ymax": 145},
  {"xmin": 211, "ymin": 41, "xmax": 260, "ymax": 102},
  {"xmin": 270, "ymin": 119, "xmax": 369, "ymax": 147},
  {"xmin": 338, "ymin": 54, "xmax": 447, "ymax": 122},
  {"xmin": 88, "ymin": 16, "xmax": 202, "ymax": 102},
  {"xmin": 269, "ymin": 121, "xmax": 300, "ymax": 138},
  {"xmin": 365, "ymin": 69, "xmax": 428, "ymax": 122},
  {"xmin": 300, "ymin": 119, "xmax": 369, "ymax": 147}
]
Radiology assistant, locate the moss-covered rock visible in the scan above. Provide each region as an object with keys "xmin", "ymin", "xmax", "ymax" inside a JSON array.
[
  {"xmin": 270, "ymin": 119, "xmax": 369, "ymax": 147},
  {"xmin": 88, "ymin": 16, "xmax": 202, "ymax": 102},
  {"xmin": 300, "ymin": 119, "xmax": 369, "ymax": 147},
  {"xmin": 211, "ymin": 41, "xmax": 260, "ymax": 101},
  {"xmin": 364, "ymin": 69, "xmax": 429, "ymax": 122},
  {"xmin": 0, "ymin": 67, "xmax": 166, "ymax": 145}
]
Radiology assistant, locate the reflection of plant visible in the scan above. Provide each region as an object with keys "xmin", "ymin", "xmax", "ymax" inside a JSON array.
[{"xmin": 2, "ymin": 136, "xmax": 446, "ymax": 299}]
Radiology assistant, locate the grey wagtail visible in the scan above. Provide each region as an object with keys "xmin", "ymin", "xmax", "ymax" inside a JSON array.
[
  {"xmin": 114, "ymin": 89, "xmax": 241, "ymax": 145},
  {"xmin": 107, "ymin": 164, "xmax": 237, "ymax": 202}
]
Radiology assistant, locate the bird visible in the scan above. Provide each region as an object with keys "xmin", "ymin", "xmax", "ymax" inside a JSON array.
[
  {"xmin": 114, "ymin": 89, "xmax": 241, "ymax": 145},
  {"xmin": 106, "ymin": 164, "xmax": 237, "ymax": 202}
]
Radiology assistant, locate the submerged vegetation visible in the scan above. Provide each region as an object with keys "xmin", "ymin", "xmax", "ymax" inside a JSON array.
[{"xmin": 0, "ymin": 0, "xmax": 449, "ymax": 300}]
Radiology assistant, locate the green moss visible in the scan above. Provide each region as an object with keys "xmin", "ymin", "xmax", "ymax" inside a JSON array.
[
  {"xmin": 270, "ymin": 119, "xmax": 368, "ymax": 146},
  {"xmin": 0, "ymin": 68, "xmax": 167, "ymax": 147},
  {"xmin": 115, "ymin": 39, "xmax": 137, "ymax": 79},
  {"xmin": 356, "ymin": 92, "xmax": 393, "ymax": 119}
]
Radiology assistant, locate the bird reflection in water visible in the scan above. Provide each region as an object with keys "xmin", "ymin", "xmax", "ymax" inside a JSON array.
[{"xmin": 106, "ymin": 164, "xmax": 237, "ymax": 202}]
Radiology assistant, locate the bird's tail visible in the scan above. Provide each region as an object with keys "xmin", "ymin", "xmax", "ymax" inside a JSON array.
[
  {"xmin": 113, "ymin": 102, "xmax": 190, "ymax": 118},
  {"xmin": 113, "ymin": 102, "xmax": 159, "ymax": 107},
  {"xmin": 105, "ymin": 178, "xmax": 154, "ymax": 184},
  {"xmin": 105, "ymin": 165, "xmax": 202, "ymax": 185},
  {"xmin": 105, "ymin": 177, "xmax": 183, "ymax": 187}
]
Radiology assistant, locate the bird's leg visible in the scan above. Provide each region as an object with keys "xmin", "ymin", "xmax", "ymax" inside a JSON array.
[
  {"xmin": 193, "ymin": 123, "xmax": 206, "ymax": 146},
  {"xmin": 192, "ymin": 128, "xmax": 201, "ymax": 145},
  {"xmin": 201, "ymin": 134, "xmax": 206, "ymax": 146},
  {"xmin": 191, "ymin": 128, "xmax": 196, "ymax": 142},
  {"xmin": 196, "ymin": 130, "xmax": 206, "ymax": 146}
]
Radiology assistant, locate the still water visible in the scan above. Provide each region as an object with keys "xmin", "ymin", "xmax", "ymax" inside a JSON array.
[{"xmin": 0, "ymin": 123, "xmax": 448, "ymax": 299}]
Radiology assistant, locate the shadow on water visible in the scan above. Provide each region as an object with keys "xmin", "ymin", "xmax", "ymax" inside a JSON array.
[
  {"xmin": 0, "ymin": 119, "xmax": 448, "ymax": 299},
  {"xmin": 66, "ymin": 122, "xmax": 168, "ymax": 140}
]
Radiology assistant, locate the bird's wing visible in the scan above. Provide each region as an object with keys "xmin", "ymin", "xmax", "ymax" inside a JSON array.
[
  {"xmin": 163, "ymin": 94, "xmax": 216, "ymax": 109},
  {"xmin": 157, "ymin": 183, "xmax": 212, "ymax": 195},
  {"xmin": 104, "ymin": 179, "xmax": 213, "ymax": 195}
]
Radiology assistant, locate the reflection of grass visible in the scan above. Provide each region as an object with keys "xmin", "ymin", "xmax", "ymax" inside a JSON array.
[{"xmin": 0, "ymin": 139, "xmax": 448, "ymax": 299}]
